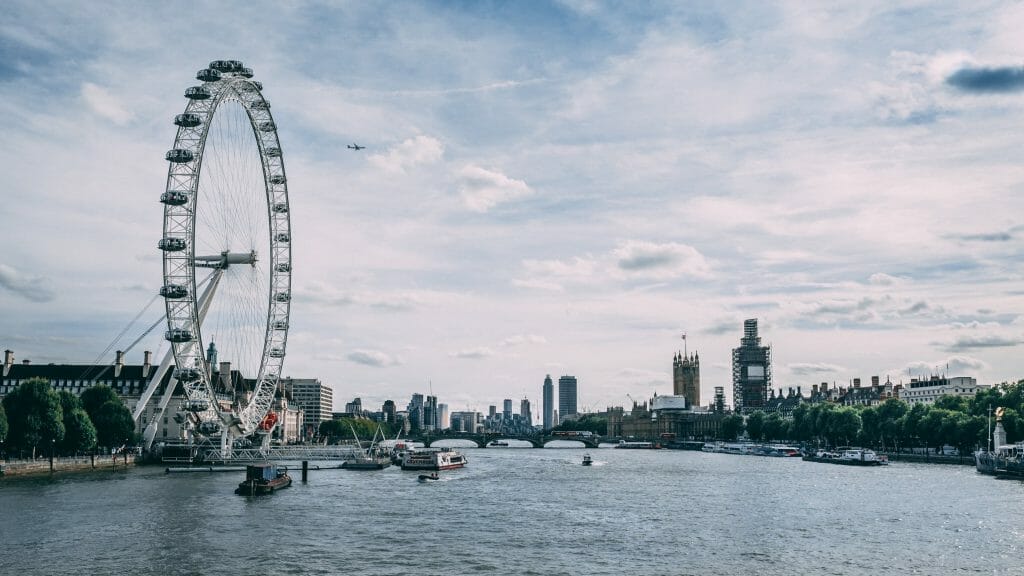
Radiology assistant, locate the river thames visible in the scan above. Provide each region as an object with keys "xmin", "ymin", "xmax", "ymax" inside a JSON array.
[{"xmin": 1, "ymin": 445, "xmax": 1022, "ymax": 575}]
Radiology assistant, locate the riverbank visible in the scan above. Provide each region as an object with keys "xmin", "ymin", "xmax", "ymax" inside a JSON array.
[{"xmin": 1, "ymin": 453, "xmax": 136, "ymax": 477}]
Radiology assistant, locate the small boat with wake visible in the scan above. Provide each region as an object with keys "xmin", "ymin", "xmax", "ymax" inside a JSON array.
[
  {"xmin": 418, "ymin": 472, "xmax": 440, "ymax": 482},
  {"xmin": 235, "ymin": 463, "xmax": 292, "ymax": 495},
  {"xmin": 582, "ymin": 454, "xmax": 593, "ymax": 466}
]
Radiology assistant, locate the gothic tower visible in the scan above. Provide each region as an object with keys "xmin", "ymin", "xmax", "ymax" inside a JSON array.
[{"xmin": 673, "ymin": 351, "xmax": 701, "ymax": 408}]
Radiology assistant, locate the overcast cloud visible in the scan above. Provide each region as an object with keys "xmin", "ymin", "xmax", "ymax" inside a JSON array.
[{"xmin": 3, "ymin": 2, "xmax": 1024, "ymax": 414}]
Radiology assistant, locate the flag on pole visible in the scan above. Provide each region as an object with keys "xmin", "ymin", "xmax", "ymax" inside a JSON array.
[{"xmin": 681, "ymin": 333, "xmax": 686, "ymax": 340}]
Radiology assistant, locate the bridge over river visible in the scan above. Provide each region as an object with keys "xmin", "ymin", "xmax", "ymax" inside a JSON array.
[{"xmin": 401, "ymin": 433, "xmax": 617, "ymax": 449}]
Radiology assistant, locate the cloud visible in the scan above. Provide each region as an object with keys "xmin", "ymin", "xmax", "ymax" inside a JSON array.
[
  {"xmin": 511, "ymin": 278, "xmax": 565, "ymax": 292},
  {"xmin": 368, "ymin": 135, "xmax": 444, "ymax": 173},
  {"xmin": 612, "ymin": 240, "xmax": 710, "ymax": 279},
  {"xmin": 500, "ymin": 334, "xmax": 547, "ymax": 347},
  {"xmin": 788, "ymin": 362, "xmax": 844, "ymax": 376},
  {"xmin": 81, "ymin": 83, "xmax": 134, "ymax": 125},
  {"xmin": 449, "ymin": 347, "xmax": 495, "ymax": 359},
  {"xmin": 867, "ymin": 273, "xmax": 902, "ymax": 286},
  {"xmin": 457, "ymin": 165, "xmax": 533, "ymax": 212},
  {"xmin": 943, "ymin": 334, "xmax": 1021, "ymax": 352},
  {"xmin": 947, "ymin": 65, "xmax": 1024, "ymax": 93},
  {"xmin": 347, "ymin": 349, "xmax": 402, "ymax": 367},
  {"xmin": 905, "ymin": 356, "xmax": 987, "ymax": 375},
  {"xmin": 0, "ymin": 264, "xmax": 56, "ymax": 302},
  {"xmin": 958, "ymin": 232, "xmax": 1013, "ymax": 242}
]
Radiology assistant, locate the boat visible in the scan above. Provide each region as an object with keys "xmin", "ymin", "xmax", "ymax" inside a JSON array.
[
  {"xmin": 976, "ymin": 442, "xmax": 1024, "ymax": 477},
  {"xmin": 582, "ymin": 454, "xmax": 593, "ymax": 466},
  {"xmin": 802, "ymin": 447, "xmax": 888, "ymax": 466},
  {"xmin": 234, "ymin": 463, "xmax": 292, "ymax": 495},
  {"xmin": 417, "ymin": 472, "xmax": 440, "ymax": 482},
  {"xmin": 342, "ymin": 423, "xmax": 392, "ymax": 470},
  {"xmin": 487, "ymin": 440, "xmax": 510, "ymax": 447},
  {"xmin": 616, "ymin": 440, "xmax": 659, "ymax": 449},
  {"xmin": 400, "ymin": 447, "xmax": 467, "ymax": 471}
]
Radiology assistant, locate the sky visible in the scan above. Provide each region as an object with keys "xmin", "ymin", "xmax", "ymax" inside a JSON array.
[{"xmin": 3, "ymin": 1, "xmax": 1024, "ymax": 418}]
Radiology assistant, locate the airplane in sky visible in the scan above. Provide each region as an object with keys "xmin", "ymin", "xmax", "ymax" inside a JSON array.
[{"xmin": 347, "ymin": 143, "xmax": 365, "ymax": 150}]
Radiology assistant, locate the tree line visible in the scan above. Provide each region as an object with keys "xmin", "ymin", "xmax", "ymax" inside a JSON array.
[
  {"xmin": 0, "ymin": 378, "xmax": 136, "ymax": 459},
  {"xmin": 715, "ymin": 379, "xmax": 1024, "ymax": 453}
]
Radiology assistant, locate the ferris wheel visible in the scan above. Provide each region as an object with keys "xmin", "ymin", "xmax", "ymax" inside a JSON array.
[{"xmin": 158, "ymin": 60, "xmax": 291, "ymax": 449}]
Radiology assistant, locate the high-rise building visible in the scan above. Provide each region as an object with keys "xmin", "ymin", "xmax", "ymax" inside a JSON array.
[
  {"xmin": 408, "ymin": 393, "xmax": 424, "ymax": 430},
  {"xmin": 732, "ymin": 319, "xmax": 771, "ymax": 413},
  {"xmin": 424, "ymin": 395, "xmax": 438, "ymax": 431},
  {"xmin": 382, "ymin": 399, "xmax": 396, "ymax": 423},
  {"xmin": 503, "ymin": 398, "xmax": 513, "ymax": 421},
  {"xmin": 542, "ymin": 375, "xmax": 554, "ymax": 430},
  {"xmin": 673, "ymin": 351, "xmax": 701, "ymax": 408},
  {"xmin": 438, "ymin": 403, "xmax": 449, "ymax": 430},
  {"xmin": 344, "ymin": 397, "xmax": 363, "ymax": 415},
  {"xmin": 558, "ymin": 375, "xmax": 578, "ymax": 418},
  {"xmin": 520, "ymin": 397, "xmax": 532, "ymax": 427},
  {"xmin": 285, "ymin": 378, "xmax": 334, "ymax": 436}
]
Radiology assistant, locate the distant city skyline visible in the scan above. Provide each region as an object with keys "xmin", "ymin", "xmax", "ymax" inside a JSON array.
[{"xmin": 3, "ymin": 3, "xmax": 1024, "ymax": 414}]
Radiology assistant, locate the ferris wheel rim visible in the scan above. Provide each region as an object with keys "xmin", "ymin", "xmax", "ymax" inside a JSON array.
[{"xmin": 159, "ymin": 60, "xmax": 292, "ymax": 439}]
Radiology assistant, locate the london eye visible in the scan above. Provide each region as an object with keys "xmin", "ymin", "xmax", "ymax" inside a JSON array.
[{"xmin": 157, "ymin": 60, "xmax": 292, "ymax": 454}]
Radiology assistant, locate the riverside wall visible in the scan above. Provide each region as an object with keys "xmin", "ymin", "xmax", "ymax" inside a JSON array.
[{"xmin": 0, "ymin": 453, "xmax": 136, "ymax": 477}]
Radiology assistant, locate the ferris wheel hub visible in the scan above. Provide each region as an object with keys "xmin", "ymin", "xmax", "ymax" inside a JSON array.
[{"xmin": 194, "ymin": 250, "xmax": 258, "ymax": 269}]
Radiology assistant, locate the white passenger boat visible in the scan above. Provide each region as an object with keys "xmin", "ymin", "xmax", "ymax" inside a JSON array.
[{"xmin": 400, "ymin": 447, "xmax": 468, "ymax": 471}]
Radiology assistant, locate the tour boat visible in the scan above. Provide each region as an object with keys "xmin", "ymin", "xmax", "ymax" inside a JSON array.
[
  {"xmin": 802, "ymin": 447, "xmax": 888, "ymax": 466},
  {"xmin": 234, "ymin": 463, "xmax": 292, "ymax": 495},
  {"xmin": 400, "ymin": 447, "xmax": 467, "ymax": 471}
]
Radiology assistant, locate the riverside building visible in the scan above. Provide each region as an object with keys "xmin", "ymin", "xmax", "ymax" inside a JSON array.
[{"xmin": 542, "ymin": 375, "xmax": 554, "ymax": 430}]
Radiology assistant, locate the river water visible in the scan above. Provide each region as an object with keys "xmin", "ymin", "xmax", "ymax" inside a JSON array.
[{"xmin": 1, "ymin": 445, "xmax": 1022, "ymax": 575}]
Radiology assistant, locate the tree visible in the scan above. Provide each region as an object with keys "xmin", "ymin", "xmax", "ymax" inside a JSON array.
[
  {"xmin": 0, "ymin": 401, "xmax": 7, "ymax": 446},
  {"xmin": 746, "ymin": 411, "xmax": 766, "ymax": 442},
  {"xmin": 859, "ymin": 407, "xmax": 880, "ymax": 448},
  {"xmin": 58, "ymin": 391, "xmax": 96, "ymax": 455},
  {"xmin": 826, "ymin": 407, "xmax": 861, "ymax": 447},
  {"xmin": 80, "ymin": 385, "xmax": 121, "ymax": 422},
  {"xmin": 934, "ymin": 394, "xmax": 967, "ymax": 412},
  {"xmin": 763, "ymin": 413, "xmax": 787, "ymax": 442},
  {"xmin": 720, "ymin": 414, "xmax": 744, "ymax": 441},
  {"xmin": 552, "ymin": 414, "xmax": 606, "ymax": 436},
  {"xmin": 1, "ymin": 378, "xmax": 64, "ymax": 458},
  {"xmin": 955, "ymin": 414, "xmax": 986, "ymax": 456},
  {"xmin": 876, "ymin": 399, "xmax": 908, "ymax": 450},
  {"xmin": 92, "ymin": 401, "xmax": 135, "ymax": 450}
]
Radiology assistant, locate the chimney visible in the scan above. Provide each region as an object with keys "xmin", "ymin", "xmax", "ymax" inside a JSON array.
[
  {"xmin": 115, "ymin": 350, "xmax": 125, "ymax": 378},
  {"xmin": 143, "ymin": 350, "xmax": 152, "ymax": 378},
  {"xmin": 871, "ymin": 375, "xmax": 879, "ymax": 387},
  {"xmin": 797, "ymin": 386, "xmax": 802, "ymax": 397},
  {"xmin": 812, "ymin": 384, "xmax": 819, "ymax": 395},
  {"xmin": 22, "ymin": 359, "xmax": 31, "ymax": 365},
  {"xmin": 3, "ymin": 350, "xmax": 12, "ymax": 377},
  {"xmin": 853, "ymin": 378, "xmax": 861, "ymax": 388}
]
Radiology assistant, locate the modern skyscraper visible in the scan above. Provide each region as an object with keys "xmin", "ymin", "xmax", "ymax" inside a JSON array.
[
  {"xmin": 558, "ymin": 375, "xmax": 578, "ymax": 418},
  {"xmin": 438, "ymin": 403, "xmax": 449, "ymax": 430},
  {"xmin": 408, "ymin": 393, "xmax": 424, "ymax": 430},
  {"xmin": 503, "ymin": 398, "xmax": 513, "ymax": 421},
  {"xmin": 424, "ymin": 395, "xmax": 438, "ymax": 431},
  {"xmin": 673, "ymin": 351, "xmax": 701, "ymax": 408},
  {"xmin": 542, "ymin": 375, "xmax": 554, "ymax": 430},
  {"xmin": 732, "ymin": 319, "xmax": 771, "ymax": 413},
  {"xmin": 382, "ymin": 399, "xmax": 396, "ymax": 423},
  {"xmin": 520, "ymin": 397, "xmax": 532, "ymax": 427}
]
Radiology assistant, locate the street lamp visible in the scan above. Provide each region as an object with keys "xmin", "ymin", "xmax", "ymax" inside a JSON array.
[{"xmin": 50, "ymin": 438, "xmax": 55, "ymax": 473}]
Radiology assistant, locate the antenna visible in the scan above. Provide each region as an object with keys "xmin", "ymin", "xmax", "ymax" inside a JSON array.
[{"xmin": 681, "ymin": 332, "xmax": 687, "ymax": 357}]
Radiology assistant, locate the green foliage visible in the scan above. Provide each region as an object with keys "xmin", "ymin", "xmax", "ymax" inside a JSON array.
[
  {"xmin": 763, "ymin": 413, "xmax": 788, "ymax": 442},
  {"xmin": 2, "ymin": 377, "xmax": 65, "ymax": 457},
  {"xmin": 933, "ymin": 395, "xmax": 967, "ymax": 412},
  {"xmin": 827, "ymin": 408, "xmax": 861, "ymax": 446},
  {"xmin": 552, "ymin": 414, "xmax": 606, "ymax": 436},
  {"xmin": 0, "ymin": 401, "xmax": 7, "ymax": 445},
  {"xmin": 80, "ymin": 385, "xmax": 121, "ymax": 422},
  {"xmin": 61, "ymin": 408, "xmax": 97, "ymax": 454},
  {"xmin": 719, "ymin": 414, "xmax": 744, "ymax": 441},
  {"xmin": 57, "ymin": 390, "xmax": 96, "ymax": 454},
  {"xmin": 319, "ymin": 418, "xmax": 396, "ymax": 443},
  {"xmin": 745, "ymin": 411, "xmax": 766, "ymax": 442},
  {"xmin": 92, "ymin": 401, "xmax": 135, "ymax": 449}
]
